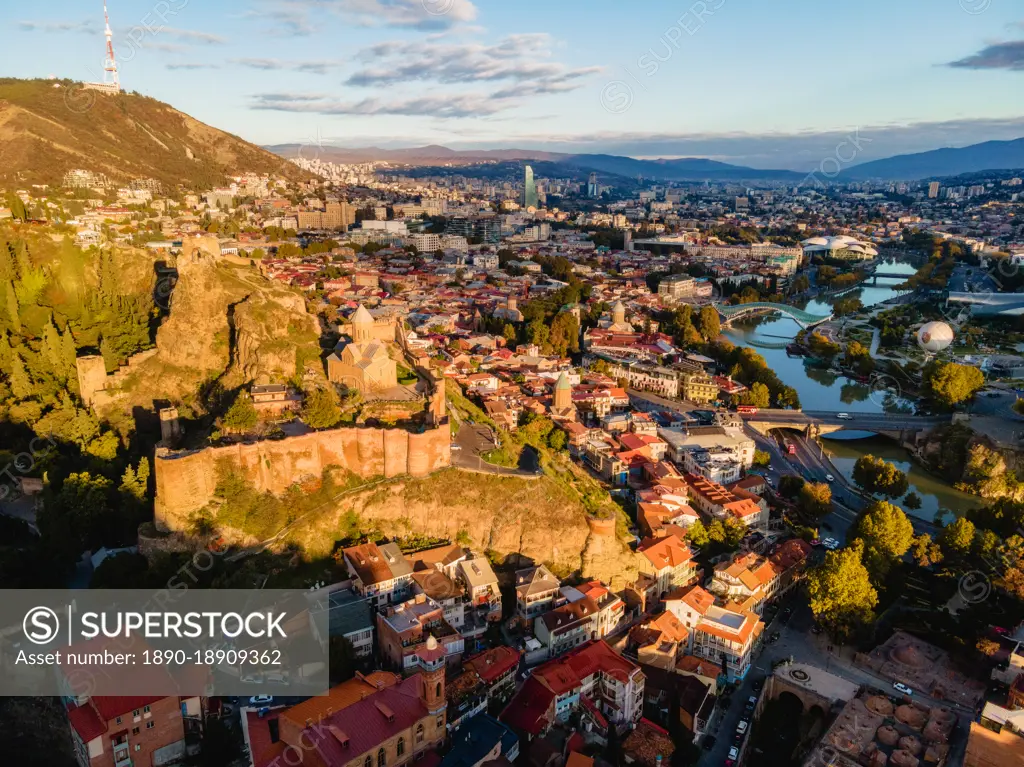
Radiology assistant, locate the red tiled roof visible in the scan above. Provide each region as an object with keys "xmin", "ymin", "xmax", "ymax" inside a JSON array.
[
  {"xmin": 298, "ymin": 675, "xmax": 429, "ymax": 765},
  {"xmin": 90, "ymin": 696, "xmax": 164, "ymax": 722},
  {"xmin": 500, "ymin": 675, "xmax": 555, "ymax": 735},
  {"xmin": 68, "ymin": 703, "xmax": 107, "ymax": 743},
  {"xmin": 464, "ymin": 646, "xmax": 521, "ymax": 685}
]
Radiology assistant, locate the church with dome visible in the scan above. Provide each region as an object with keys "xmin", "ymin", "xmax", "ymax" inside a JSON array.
[{"xmin": 327, "ymin": 304, "xmax": 398, "ymax": 393}]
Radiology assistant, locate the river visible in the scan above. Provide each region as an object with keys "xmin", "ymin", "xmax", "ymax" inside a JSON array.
[{"xmin": 723, "ymin": 255, "xmax": 977, "ymax": 522}]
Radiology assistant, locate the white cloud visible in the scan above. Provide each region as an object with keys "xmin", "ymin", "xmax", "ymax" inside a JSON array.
[
  {"xmin": 232, "ymin": 58, "xmax": 343, "ymax": 74},
  {"xmin": 250, "ymin": 92, "xmax": 502, "ymax": 118},
  {"xmin": 346, "ymin": 34, "xmax": 601, "ymax": 94},
  {"xmin": 257, "ymin": 0, "xmax": 477, "ymax": 34}
]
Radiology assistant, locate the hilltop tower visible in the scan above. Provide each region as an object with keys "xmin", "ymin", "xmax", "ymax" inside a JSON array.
[
  {"xmin": 103, "ymin": 1, "xmax": 120, "ymax": 92},
  {"xmin": 553, "ymin": 371, "xmax": 571, "ymax": 412}
]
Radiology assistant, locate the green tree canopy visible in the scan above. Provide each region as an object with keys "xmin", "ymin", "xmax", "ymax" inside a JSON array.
[
  {"xmin": 223, "ymin": 392, "xmax": 259, "ymax": 432},
  {"xmin": 302, "ymin": 388, "xmax": 342, "ymax": 430},
  {"xmin": 798, "ymin": 481, "xmax": 832, "ymax": 520},
  {"xmin": 808, "ymin": 545, "xmax": 878, "ymax": 639},
  {"xmin": 854, "ymin": 499, "xmax": 914, "ymax": 580},
  {"xmin": 925, "ymin": 361, "xmax": 985, "ymax": 408},
  {"xmin": 852, "ymin": 454, "xmax": 909, "ymax": 498}
]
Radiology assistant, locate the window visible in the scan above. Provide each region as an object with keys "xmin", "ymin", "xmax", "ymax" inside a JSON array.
[
  {"xmin": 377, "ymin": 747, "xmax": 386, "ymax": 767},
  {"xmin": 397, "ymin": 738, "xmax": 405, "ymax": 757},
  {"xmin": 134, "ymin": 745, "xmax": 141, "ymax": 753},
  {"xmin": 132, "ymin": 709, "xmax": 139, "ymax": 717},
  {"xmin": 365, "ymin": 757, "xmax": 372, "ymax": 767},
  {"xmin": 131, "ymin": 727, "xmax": 139, "ymax": 736},
  {"xmin": 435, "ymin": 682, "xmax": 441, "ymax": 699},
  {"xmin": 146, "ymin": 721, "xmax": 154, "ymax": 730},
  {"xmin": 143, "ymin": 705, "xmax": 151, "ymax": 714},
  {"xmin": 115, "ymin": 717, "xmax": 122, "ymax": 725},
  {"xmin": 436, "ymin": 715, "xmax": 444, "ymax": 729}
]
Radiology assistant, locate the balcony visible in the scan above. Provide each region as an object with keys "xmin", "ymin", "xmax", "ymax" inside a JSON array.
[{"xmin": 114, "ymin": 754, "xmax": 133, "ymax": 767}]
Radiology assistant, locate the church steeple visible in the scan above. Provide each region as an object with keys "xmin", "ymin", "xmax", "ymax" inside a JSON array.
[{"xmin": 351, "ymin": 304, "xmax": 374, "ymax": 344}]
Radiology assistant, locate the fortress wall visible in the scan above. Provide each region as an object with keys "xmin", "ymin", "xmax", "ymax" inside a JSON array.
[
  {"xmin": 383, "ymin": 429, "xmax": 409, "ymax": 478},
  {"xmin": 356, "ymin": 429, "xmax": 386, "ymax": 477},
  {"xmin": 408, "ymin": 427, "xmax": 451, "ymax": 478},
  {"xmin": 154, "ymin": 426, "xmax": 449, "ymax": 531}
]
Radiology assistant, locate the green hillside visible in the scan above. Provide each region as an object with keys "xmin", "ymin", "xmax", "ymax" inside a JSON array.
[{"xmin": 0, "ymin": 78, "xmax": 308, "ymax": 189}]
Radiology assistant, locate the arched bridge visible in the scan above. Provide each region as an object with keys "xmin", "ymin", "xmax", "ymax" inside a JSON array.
[
  {"xmin": 715, "ymin": 302, "xmax": 833, "ymax": 329},
  {"xmin": 742, "ymin": 409, "xmax": 952, "ymax": 442}
]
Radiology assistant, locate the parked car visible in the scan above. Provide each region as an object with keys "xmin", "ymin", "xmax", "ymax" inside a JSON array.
[
  {"xmin": 825, "ymin": 473, "xmax": 835, "ymax": 482},
  {"xmin": 893, "ymin": 682, "xmax": 913, "ymax": 697},
  {"xmin": 736, "ymin": 720, "xmax": 749, "ymax": 736},
  {"xmin": 837, "ymin": 413, "xmax": 853, "ymax": 420},
  {"xmin": 726, "ymin": 746, "xmax": 740, "ymax": 766},
  {"xmin": 248, "ymin": 695, "xmax": 274, "ymax": 706}
]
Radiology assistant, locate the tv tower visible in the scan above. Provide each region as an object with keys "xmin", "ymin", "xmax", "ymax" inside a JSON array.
[{"xmin": 102, "ymin": 1, "xmax": 120, "ymax": 92}]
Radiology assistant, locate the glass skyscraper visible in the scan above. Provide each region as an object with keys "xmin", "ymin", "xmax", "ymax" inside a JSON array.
[{"xmin": 523, "ymin": 165, "xmax": 538, "ymax": 209}]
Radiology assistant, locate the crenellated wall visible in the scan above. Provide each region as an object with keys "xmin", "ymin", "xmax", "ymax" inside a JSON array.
[{"xmin": 153, "ymin": 425, "xmax": 451, "ymax": 531}]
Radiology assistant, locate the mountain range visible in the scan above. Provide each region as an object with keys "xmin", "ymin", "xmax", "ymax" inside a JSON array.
[
  {"xmin": 268, "ymin": 139, "xmax": 1024, "ymax": 183},
  {"xmin": 0, "ymin": 77, "xmax": 1020, "ymax": 188}
]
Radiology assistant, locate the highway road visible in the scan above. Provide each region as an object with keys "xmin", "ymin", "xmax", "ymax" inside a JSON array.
[{"xmin": 745, "ymin": 409, "xmax": 951, "ymax": 432}]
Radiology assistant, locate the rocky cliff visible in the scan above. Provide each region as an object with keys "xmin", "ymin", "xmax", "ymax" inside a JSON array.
[
  {"xmin": 287, "ymin": 469, "xmax": 642, "ymax": 585},
  {"xmin": 91, "ymin": 239, "xmax": 322, "ymax": 414}
]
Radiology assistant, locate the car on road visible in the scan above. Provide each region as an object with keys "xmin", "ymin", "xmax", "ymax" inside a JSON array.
[
  {"xmin": 893, "ymin": 682, "xmax": 913, "ymax": 697},
  {"xmin": 726, "ymin": 746, "xmax": 740, "ymax": 766},
  {"xmin": 736, "ymin": 720, "xmax": 749, "ymax": 737},
  {"xmin": 837, "ymin": 413, "xmax": 853, "ymax": 420},
  {"xmin": 450, "ymin": 443, "xmax": 462, "ymax": 451},
  {"xmin": 248, "ymin": 695, "xmax": 274, "ymax": 706},
  {"xmin": 752, "ymin": 679, "xmax": 764, "ymax": 693},
  {"xmin": 822, "ymin": 537, "xmax": 840, "ymax": 550},
  {"xmin": 825, "ymin": 473, "xmax": 835, "ymax": 482}
]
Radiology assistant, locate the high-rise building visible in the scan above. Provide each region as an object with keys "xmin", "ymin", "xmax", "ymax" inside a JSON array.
[
  {"xmin": 523, "ymin": 165, "xmax": 538, "ymax": 209},
  {"xmin": 324, "ymin": 201, "xmax": 355, "ymax": 230},
  {"xmin": 587, "ymin": 172, "xmax": 599, "ymax": 198},
  {"xmin": 928, "ymin": 181, "xmax": 941, "ymax": 199}
]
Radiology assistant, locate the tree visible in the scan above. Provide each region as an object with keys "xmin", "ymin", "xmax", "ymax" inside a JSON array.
[
  {"xmin": 502, "ymin": 323, "xmax": 517, "ymax": 344},
  {"xmin": 302, "ymin": 388, "xmax": 342, "ymax": 429},
  {"xmin": 547, "ymin": 428, "xmax": 567, "ymax": 452},
  {"xmin": 808, "ymin": 546, "xmax": 878, "ymax": 638},
  {"xmin": 753, "ymin": 449, "xmax": 771, "ymax": 468},
  {"xmin": 686, "ymin": 519, "xmax": 709, "ymax": 547},
  {"xmin": 845, "ymin": 340, "xmax": 874, "ymax": 376},
  {"xmin": 778, "ymin": 474, "xmax": 805, "ymax": 499},
  {"xmin": 798, "ymin": 482, "xmax": 832, "ymax": 519},
  {"xmin": 852, "ymin": 454, "xmax": 909, "ymax": 498},
  {"xmin": 223, "ymin": 392, "xmax": 259, "ymax": 432},
  {"xmin": 743, "ymin": 382, "xmax": 771, "ymax": 409},
  {"xmin": 903, "ymin": 492, "xmax": 922, "ymax": 510},
  {"xmin": 698, "ymin": 305, "xmax": 720, "ymax": 342},
  {"xmin": 977, "ymin": 637, "xmax": 1001, "ymax": 657},
  {"xmin": 854, "ymin": 499, "xmax": 914, "ymax": 580},
  {"xmin": 925, "ymin": 361, "xmax": 985, "ymax": 408},
  {"xmin": 910, "ymin": 534, "xmax": 943, "ymax": 568},
  {"xmin": 938, "ymin": 516, "xmax": 975, "ymax": 558}
]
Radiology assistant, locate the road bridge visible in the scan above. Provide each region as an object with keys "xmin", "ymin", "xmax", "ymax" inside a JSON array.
[{"xmin": 743, "ymin": 409, "xmax": 951, "ymax": 442}]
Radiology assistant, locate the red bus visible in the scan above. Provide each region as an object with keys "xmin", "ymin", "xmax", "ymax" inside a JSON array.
[
  {"xmin": 784, "ymin": 440, "xmax": 797, "ymax": 456},
  {"xmin": 736, "ymin": 405, "xmax": 759, "ymax": 415}
]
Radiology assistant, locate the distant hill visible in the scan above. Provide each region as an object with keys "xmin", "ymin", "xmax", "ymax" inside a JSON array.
[
  {"xmin": 267, "ymin": 143, "xmax": 804, "ymax": 182},
  {"xmin": 0, "ymin": 78, "xmax": 308, "ymax": 189},
  {"xmin": 840, "ymin": 137, "xmax": 1024, "ymax": 181}
]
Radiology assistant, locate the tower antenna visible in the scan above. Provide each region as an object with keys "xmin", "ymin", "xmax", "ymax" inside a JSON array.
[{"xmin": 103, "ymin": 1, "xmax": 120, "ymax": 91}]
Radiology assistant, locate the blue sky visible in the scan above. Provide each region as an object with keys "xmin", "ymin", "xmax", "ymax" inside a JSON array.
[{"xmin": 5, "ymin": 0, "xmax": 1024, "ymax": 168}]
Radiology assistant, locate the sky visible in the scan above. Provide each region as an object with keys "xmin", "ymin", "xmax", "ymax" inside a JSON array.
[{"xmin": 5, "ymin": 0, "xmax": 1024, "ymax": 169}]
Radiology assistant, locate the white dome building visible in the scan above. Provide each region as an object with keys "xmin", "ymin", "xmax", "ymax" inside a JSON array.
[{"xmin": 801, "ymin": 235, "xmax": 879, "ymax": 261}]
